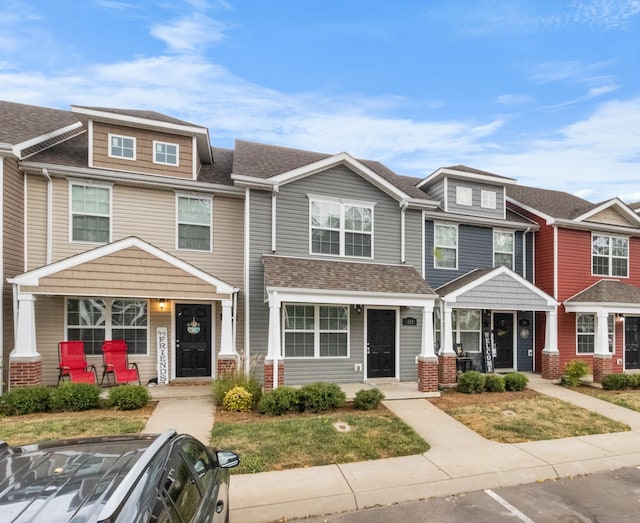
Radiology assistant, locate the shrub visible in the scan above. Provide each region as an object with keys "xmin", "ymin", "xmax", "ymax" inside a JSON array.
[
  {"xmin": 630, "ymin": 374, "xmax": 640, "ymax": 389},
  {"xmin": 562, "ymin": 360, "xmax": 590, "ymax": 387},
  {"xmin": 50, "ymin": 382, "xmax": 101, "ymax": 412},
  {"xmin": 484, "ymin": 374, "xmax": 506, "ymax": 392},
  {"xmin": 108, "ymin": 385, "xmax": 150, "ymax": 410},
  {"xmin": 1, "ymin": 385, "xmax": 51, "ymax": 415},
  {"xmin": 213, "ymin": 372, "xmax": 262, "ymax": 409},
  {"xmin": 223, "ymin": 386, "xmax": 253, "ymax": 412},
  {"xmin": 457, "ymin": 371, "xmax": 485, "ymax": 394},
  {"xmin": 353, "ymin": 388, "xmax": 385, "ymax": 410},
  {"xmin": 601, "ymin": 373, "xmax": 632, "ymax": 390},
  {"xmin": 298, "ymin": 382, "xmax": 346, "ymax": 413},
  {"xmin": 257, "ymin": 386, "xmax": 300, "ymax": 415},
  {"xmin": 504, "ymin": 372, "xmax": 529, "ymax": 392}
]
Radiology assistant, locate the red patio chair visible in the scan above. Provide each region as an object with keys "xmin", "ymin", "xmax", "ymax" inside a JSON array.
[
  {"xmin": 101, "ymin": 340, "xmax": 141, "ymax": 386},
  {"xmin": 58, "ymin": 341, "xmax": 98, "ymax": 385}
]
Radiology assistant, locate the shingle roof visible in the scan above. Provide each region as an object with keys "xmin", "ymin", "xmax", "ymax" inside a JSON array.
[
  {"xmin": 566, "ymin": 280, "xmax": 640, "ymax": 304},
  {"xmin": 507, "ymin": 184, "xmax": 595, "ymax": 220},
  {"xmin": 72, "ymin": 106, "xmax": 202, "ymax": 128},
  {"xmin": 263, "ymin": 255, "xmax": 436, "ymax": 296},
  {"xmin": 199, "ymin": 147, "xmax": 234, "ymax": 185},
  {"xmin": 0, "ymin": 100, "xmax": 80, "ymax": 145},
  {"xmin": 435, "ymin": 268, "xmax": 495, "ymax": 295},
  {"xmin": 26, "ymin": 132, "xmax": 88, "ymax": 167},
  {"xmin": 444, "ymin": 164, "xmax": 515, "ymax": 180}
]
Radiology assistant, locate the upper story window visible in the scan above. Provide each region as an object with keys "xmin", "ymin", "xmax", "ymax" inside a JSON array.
[
  {"xmin": 109, "ymin": 134, "xmax": 136, "ymax": 160},
  {"xmin": 456, "ymin": 186, "xmax": 472, "ymax": 206},
  {"xmin": 494, "ymin": 230, "xmax": 514, "ymax": 269},
  {"xmin": 154, "ymin": 141, "xmax": 179, "ymax": 166},
  {"xmin": 434, "ymin": 223, "xmax": 457, "ymax": 269},
  {"xmin": 310, "ymin": 198, "xmax": 373, "ymax": 258},
  {"xmin": 592, "ymin": 234, "xmax": 628, "ymax": 277},
  {"xmin": 71, "ymin": 183, "xmax": 111, "ymax": 243},
  {"xmin": 481, "ymin": 190, "xmax": 497, "ymax": 209},
  {"xmin": 177, "ymin": 195, "xmax": 212, "ymax": 251}
]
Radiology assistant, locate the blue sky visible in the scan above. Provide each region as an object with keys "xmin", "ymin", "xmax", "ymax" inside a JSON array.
[{"xmin": 2, "ymin": 1, "xmax": 640, "ymax": 202}]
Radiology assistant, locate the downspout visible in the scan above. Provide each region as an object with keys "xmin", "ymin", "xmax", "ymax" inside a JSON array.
[
  {"xmin": 0, "ymin": 157, "xmax": 3, "ymax": 396},
  {"xmin": 271, "ymin": 185, "xmax": 278, "ymax": 253},
  {"xmin": 42, "ymin": 169, "xmax": 53, "ymax": 265},
  {"xmin": 522, "ymin": 227, "xmax": 531, "ymax": 280},
  {"xmin": 400, "ymin": 200, "xmax": 408, "ymax": 263},
  {"xmin": 244, "ymin": 188, "xmax": 251, "ymax": 375},
  {"xmin": 232, "ymin": 289, "xmax": 237, "ymax": 357}
]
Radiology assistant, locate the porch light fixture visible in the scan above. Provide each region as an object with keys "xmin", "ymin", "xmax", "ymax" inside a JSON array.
[
  {"xmin": 159, "ymin": 298, "xmax": 166, "ymax": 310},
  {"xmin": 353, "ymin": 304, "xmax": 363, "ymax": 314},
  {"xmin": 616, "ymin": 313, "xmax": 624, "ymax": 321}
]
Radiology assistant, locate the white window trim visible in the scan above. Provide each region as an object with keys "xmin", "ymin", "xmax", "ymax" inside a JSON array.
[
  {"xmin": 576, "ymin": 313, "xmax": 595, "ymax": 354},
  {"xmin": 609, "ymin": 314, "xmax": 615, "ymax": 354},
  {"xmin": 493, "ymin": 229, "xmax": 514, "ymax": 269},
  {"xmin": 481, "ymin": 190, "xmax": 497, "ymax": 209},
  {"xmin": 282, "ymin": 303, "xmax": 350, "ymax": 359},
  {"xmin": 108, "ymin": 133, "xmax": 136, "ymax": 161},
  {"xmin": 453, "ymin": 309, "xmax": 482, "ymax": 353},
  {"xmin": 153, "ymin": 140, "xmax": 179, "ymax": 166},
  {"xmin": 456, "ymin": 186, "xmax": 472, "ymax": 206},
  {"xmin": 175, "ymin": 193, "xmax": 213, "ymax": 252},
  {"xmin": 308, "ymin": 195, "xmax": 375, "ymax": 259},
  {"xmin": 434, "ymin": 222, "xmax": 458, "ymax": 270},
  {"xmin": 591, "ymin": 233, "xmax": 629, "ymax": 278},
  {"xmin": 68, "ymin": 181, "xmax": 113, "ymax": 244}
]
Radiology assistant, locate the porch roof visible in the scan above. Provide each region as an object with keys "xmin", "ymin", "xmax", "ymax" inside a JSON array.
[{"xmin": 565, "ymin": 279, "xmax": 640, "ymax": 310}]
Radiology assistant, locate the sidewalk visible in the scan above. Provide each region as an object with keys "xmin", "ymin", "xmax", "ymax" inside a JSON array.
[{"xmin": 229, "ymin": 374, "xmax": 640, "ymax": 523}]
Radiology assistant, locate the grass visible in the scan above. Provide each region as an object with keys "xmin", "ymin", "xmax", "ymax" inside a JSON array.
[
  {"xmin": 433, "ymin": 391, "xmax": 629, "ymax": 443},
  {"xmin": 579, "ymin": 388, "xmax": 640, "ymax": 412},
  {"xmin": 211, "ymin": 408, "xmax": 429, "ymax": 474}
]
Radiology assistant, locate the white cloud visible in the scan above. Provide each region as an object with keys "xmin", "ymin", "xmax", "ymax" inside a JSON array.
[{"xmin": 150, "ymin": 14, "xmax": 227, "ymax": 52}]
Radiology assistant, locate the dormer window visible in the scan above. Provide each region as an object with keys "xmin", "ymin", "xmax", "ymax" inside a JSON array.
[
  {"xmin": 456, "ymin": 186, "xmax": 472, "ymax": 206},
  {"xmin": 154, "ymin": 141, "xmax": 179, "ymax": 166},
  {"xmin": 481, "ymin": 190, "xmax": 496, "ymax": 209},
  {"xmin": 109, "ymin": 134, "xmax": 135, "ymax": 160}
]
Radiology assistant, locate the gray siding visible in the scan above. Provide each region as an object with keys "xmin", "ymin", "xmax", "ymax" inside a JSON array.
[
  {"xmin": 454, "ymin": 273, "xmax": 553, "ymax": 310},
  {"xmin": 447, "ymin": 179, "xmax": 505, "ymax": 219},
  {"xmin": 405, "ymin": 210, "xmax": 423, "ymax": 275},
  {"xmin": 399, "ymin": 307, "xmax": 422, "ymax": 381},
  {"xmin": 422, "ymin": 181, "xmax": 445, "ymax": 206}
]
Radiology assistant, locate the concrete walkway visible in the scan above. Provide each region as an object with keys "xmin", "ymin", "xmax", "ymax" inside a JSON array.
[{"xmin": 141, "ymin": 376, "xmax": 640, "ymax": 523}]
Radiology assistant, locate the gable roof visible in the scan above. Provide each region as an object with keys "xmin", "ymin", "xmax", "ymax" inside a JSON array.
[
  {"xmin": 416, "ymin": 164, "xmax": 516, "ymax": 190},
  {"xmin": 565, "ymin": 279, "xmax": 640, "ymax": 306}
]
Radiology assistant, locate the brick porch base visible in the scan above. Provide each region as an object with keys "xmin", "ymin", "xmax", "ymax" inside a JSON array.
[
  {"xmin": 217, "ymin": 356, "xmax": 238, "ymax": 378},
  {"xmin": 417, "ymin": 356, "xmax": 439, "ymax": 392},
  {"xmin": 593, "ymin": 354, "xmax": 613, "ymax": 384},
  {"xmin": 438, "ymin": 353, "xmax": 457, "ymax": 386},
  {"xmin": 9, "ymin": 356, "xmax": 43, "ymax": 389},
  {"xmin": 541, "ymin": 350, "xmax": 561, "ymax": 380},
  {"xmin": 263, "ymin": 360, "xmax": 285, "ymax": 391}
]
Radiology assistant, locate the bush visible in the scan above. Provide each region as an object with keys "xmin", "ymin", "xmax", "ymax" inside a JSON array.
[
  {"xmin": 108, "ymin": 385, "xmax": 150, "ymax": 410},
  {"xmin": 1, "ymin": 385, "xmax": 51, "ymax": 415},
  {"xmin": 353, "ymin": 388, "xmax": 385, "ymax": 410},
  {"xmin": 562, "ymin": 360, "xmax": 590, "ymax": 387},
  {"xmin": 50, "ymin": 382, "xmax": 101, "ymax": 412},
  {"xmin": 213, "ymin": 372, "xmax": 262, "ymax": 409},
  {"xmin": 504, "ymin": 372, "xmax": 529, "ymax": 392},
  {"xmin": 601, "ymin": 373, "xmax": 633, "ymax": 390},
  {"xmin": 484, "ymin": 374, "xmax": 506, "ymax": 392},
  {"xmin": 223, "ymin": 386, "xmax": 253, "ymax": 412},
  {"xmin": 258, "ymin": 386, "xmax": 300, "ymax": 415},
  {"xmin": 457, "ymin": 371, "xmax": 485, "ymax": 394},
  {"xmin": 298, "ymin": 382, "xmax": 346, "ymax": 413}
]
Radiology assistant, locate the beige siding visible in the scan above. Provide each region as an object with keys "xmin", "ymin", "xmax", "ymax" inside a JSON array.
[
  {"xmin": 92, "ymin": 122, "xmax": 194, "ymax": 179},
  {"xmin": 25, "ymin": 174, "xmax": 48, "ymax": 270},
  {"xmin": 586, "ymin": 207, "xmax": 636, "ymax": 227}
]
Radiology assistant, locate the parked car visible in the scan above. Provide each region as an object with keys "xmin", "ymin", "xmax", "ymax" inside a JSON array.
[{"xmin": 0, "ymin": 430, "xmax": 239, "ymax": 522}]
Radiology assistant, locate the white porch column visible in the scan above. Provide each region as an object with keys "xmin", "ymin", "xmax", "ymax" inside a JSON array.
[
  {"xmin": 267, "ymin": 292, "xmax": 282, "ymax": 361},
  {"xmin": 441, "ymin": 304, "xmax": 455, "ymax": 354},
  {"xmin": 595, "ymin": 311, "xmax": 609, "ymax": 355},
  {"xmin": 218, "ymin": 299, "xmax": 237, "ymax": 356},
  {"xmin": 543, "ymin": 308, "xmax": 558, "ymax": 353},
  {"xmin": 420, "ymin": 304, "xmax": 435, "ymax": 358},
  {"xmin": 11, "ymin": 293, "xmax": 38, "ymax": 357}
]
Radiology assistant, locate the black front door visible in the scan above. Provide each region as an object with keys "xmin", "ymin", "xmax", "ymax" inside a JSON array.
[
  {"xmin": 176, "ymin": 304, "xmax": 212, "ymax": 377},
  {"xmin": 493, "ymin": 312, "xmax": 514, "ymax": 368},
  {"xmin": 625, "ymin": 317, "xmax": 640, "ymax": 370},
  {"xmin": 367, "ymin": 309, "xmax": 396, "ymax": 378}
]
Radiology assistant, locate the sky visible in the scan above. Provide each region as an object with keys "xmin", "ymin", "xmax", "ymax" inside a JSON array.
[{"xmin": 1, "ymin": 0, "xmax": 640, "ymax": 202}]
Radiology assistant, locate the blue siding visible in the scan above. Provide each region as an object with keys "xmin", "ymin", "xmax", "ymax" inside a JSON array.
[{"xmin": 516, "ymin": 311, "xmax": 534, "ymax": 371}]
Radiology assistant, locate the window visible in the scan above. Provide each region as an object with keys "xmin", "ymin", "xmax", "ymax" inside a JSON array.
[
  {"xmin": 453, "ymin": 309, "xmax": 481, "ymax": 352},
  {"xmin": 310, "ymin": 199, "xmax": 373, "ymax": 258},
  {"xmin": 608, "ymin": 314, "xmax": 615, "ymax": 353},
  {"xmin": 71, "ymin": 184, "xmax": 110, "ymax": 243},
  {"xmin": 592, "ymin": 234, "xmax": 628, "ymax": 277},
  {"xmin": 177, "ymin": 195, "xmax": 212, "ymax": 251},
  {"xmin": 576, "ymin": 313, "xmax": 595, "ymax": 353},
  {"xmin": 481, "ymin": 190, "xmax": 496, "ymax": 209},
  {"xmin": 109, "ymin": 134, "xmax": 135, "ymax": 160},
  {"xmin": 434, "ymin": 306, "xmax": 441, "ymax": 354},
  {"xmin": 67, "ymin": 298, "xmax": 148, "ymax": 355},
  {"xmin": 456, "ymin": 186, "xmax": 472, "ymax": 206},
  {"xmin": 154, "ymin": 141, "xmax": 179, "ymax": 166},
  {"xmin": 434, "ymin": 223, "xmax": 457, "ymax": 269},
  {"xmin": 284, "ymin": 304, "xmax": 349, "ymax": 358},
  {"xmin": 494, "ymin": 230, "xmax": 514, "ymax": 269}
]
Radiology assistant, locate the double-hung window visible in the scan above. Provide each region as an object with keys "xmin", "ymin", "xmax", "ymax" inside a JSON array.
[
  {"xmin": 453, "ymin": 309, "xmax": 481, "ymax": 352},
  {"xmin": 71, "ymin": 183, "xmax": 111, "ymax": 243},
  {"xmin": 109, "ymin": 134, "xmax": 135, "ymax": 160},
  {"xmin": 154, "ymin": 141, "xmax": 179, "ymax": 166},
  {"xmin": 494, "ymin": 230, "xmax": 514, "ymax": 269},
  {"xmin": 592, "ymin": 234, "xmax": 628, "ymax": 277},
  {"xmin": 177, "ymin": 195, "xmax": 212, "ymax": 251},
  {"xmin": 310, "ymin": 198, "xmax": 373, "ymax": 258},
  {"xmin": 67, "ymin": 298, "xmax": 148, "ymax": 355},
  {"xmin": 434, "ymin": 223, "xmax": 457, "ymax": 269},
  {"xmin": 283, "ymin": 304, "xmax": 349, "ymax": 358},
  {"xmin": 576, "ymin": 313, "xmax": 595, "ymax": 353}
]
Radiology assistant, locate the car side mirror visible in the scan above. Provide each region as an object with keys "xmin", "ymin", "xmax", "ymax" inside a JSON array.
[{"xmin": 216, "ymin": 450, "xmax": 240, "ymax": 469}]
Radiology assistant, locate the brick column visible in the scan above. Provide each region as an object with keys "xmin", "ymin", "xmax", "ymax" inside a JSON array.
[
  {"xmin": 217, "ymin": 356, "xmax": 238, "ymax": 378},
  {"xmin": 9, "ymin": 356, "xmax": 43, "ymax": 389},
  {"xmin": 438, "ymin": 353, "xmax": 457, "ymax": 386},
  {"xmin": 263, "ymin": 360, "xmax": 285, "ymax": 391},
  {"xmin": 541, "ymin": 350, "xmax": 561, "ymax": 380},
  {"xmin": 593, "ymin": 354, "xmax": 613, "ymax": 384},
  {"xmin": 417, "ymin": 356, "xmax": 439, "ymax": 392}
]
